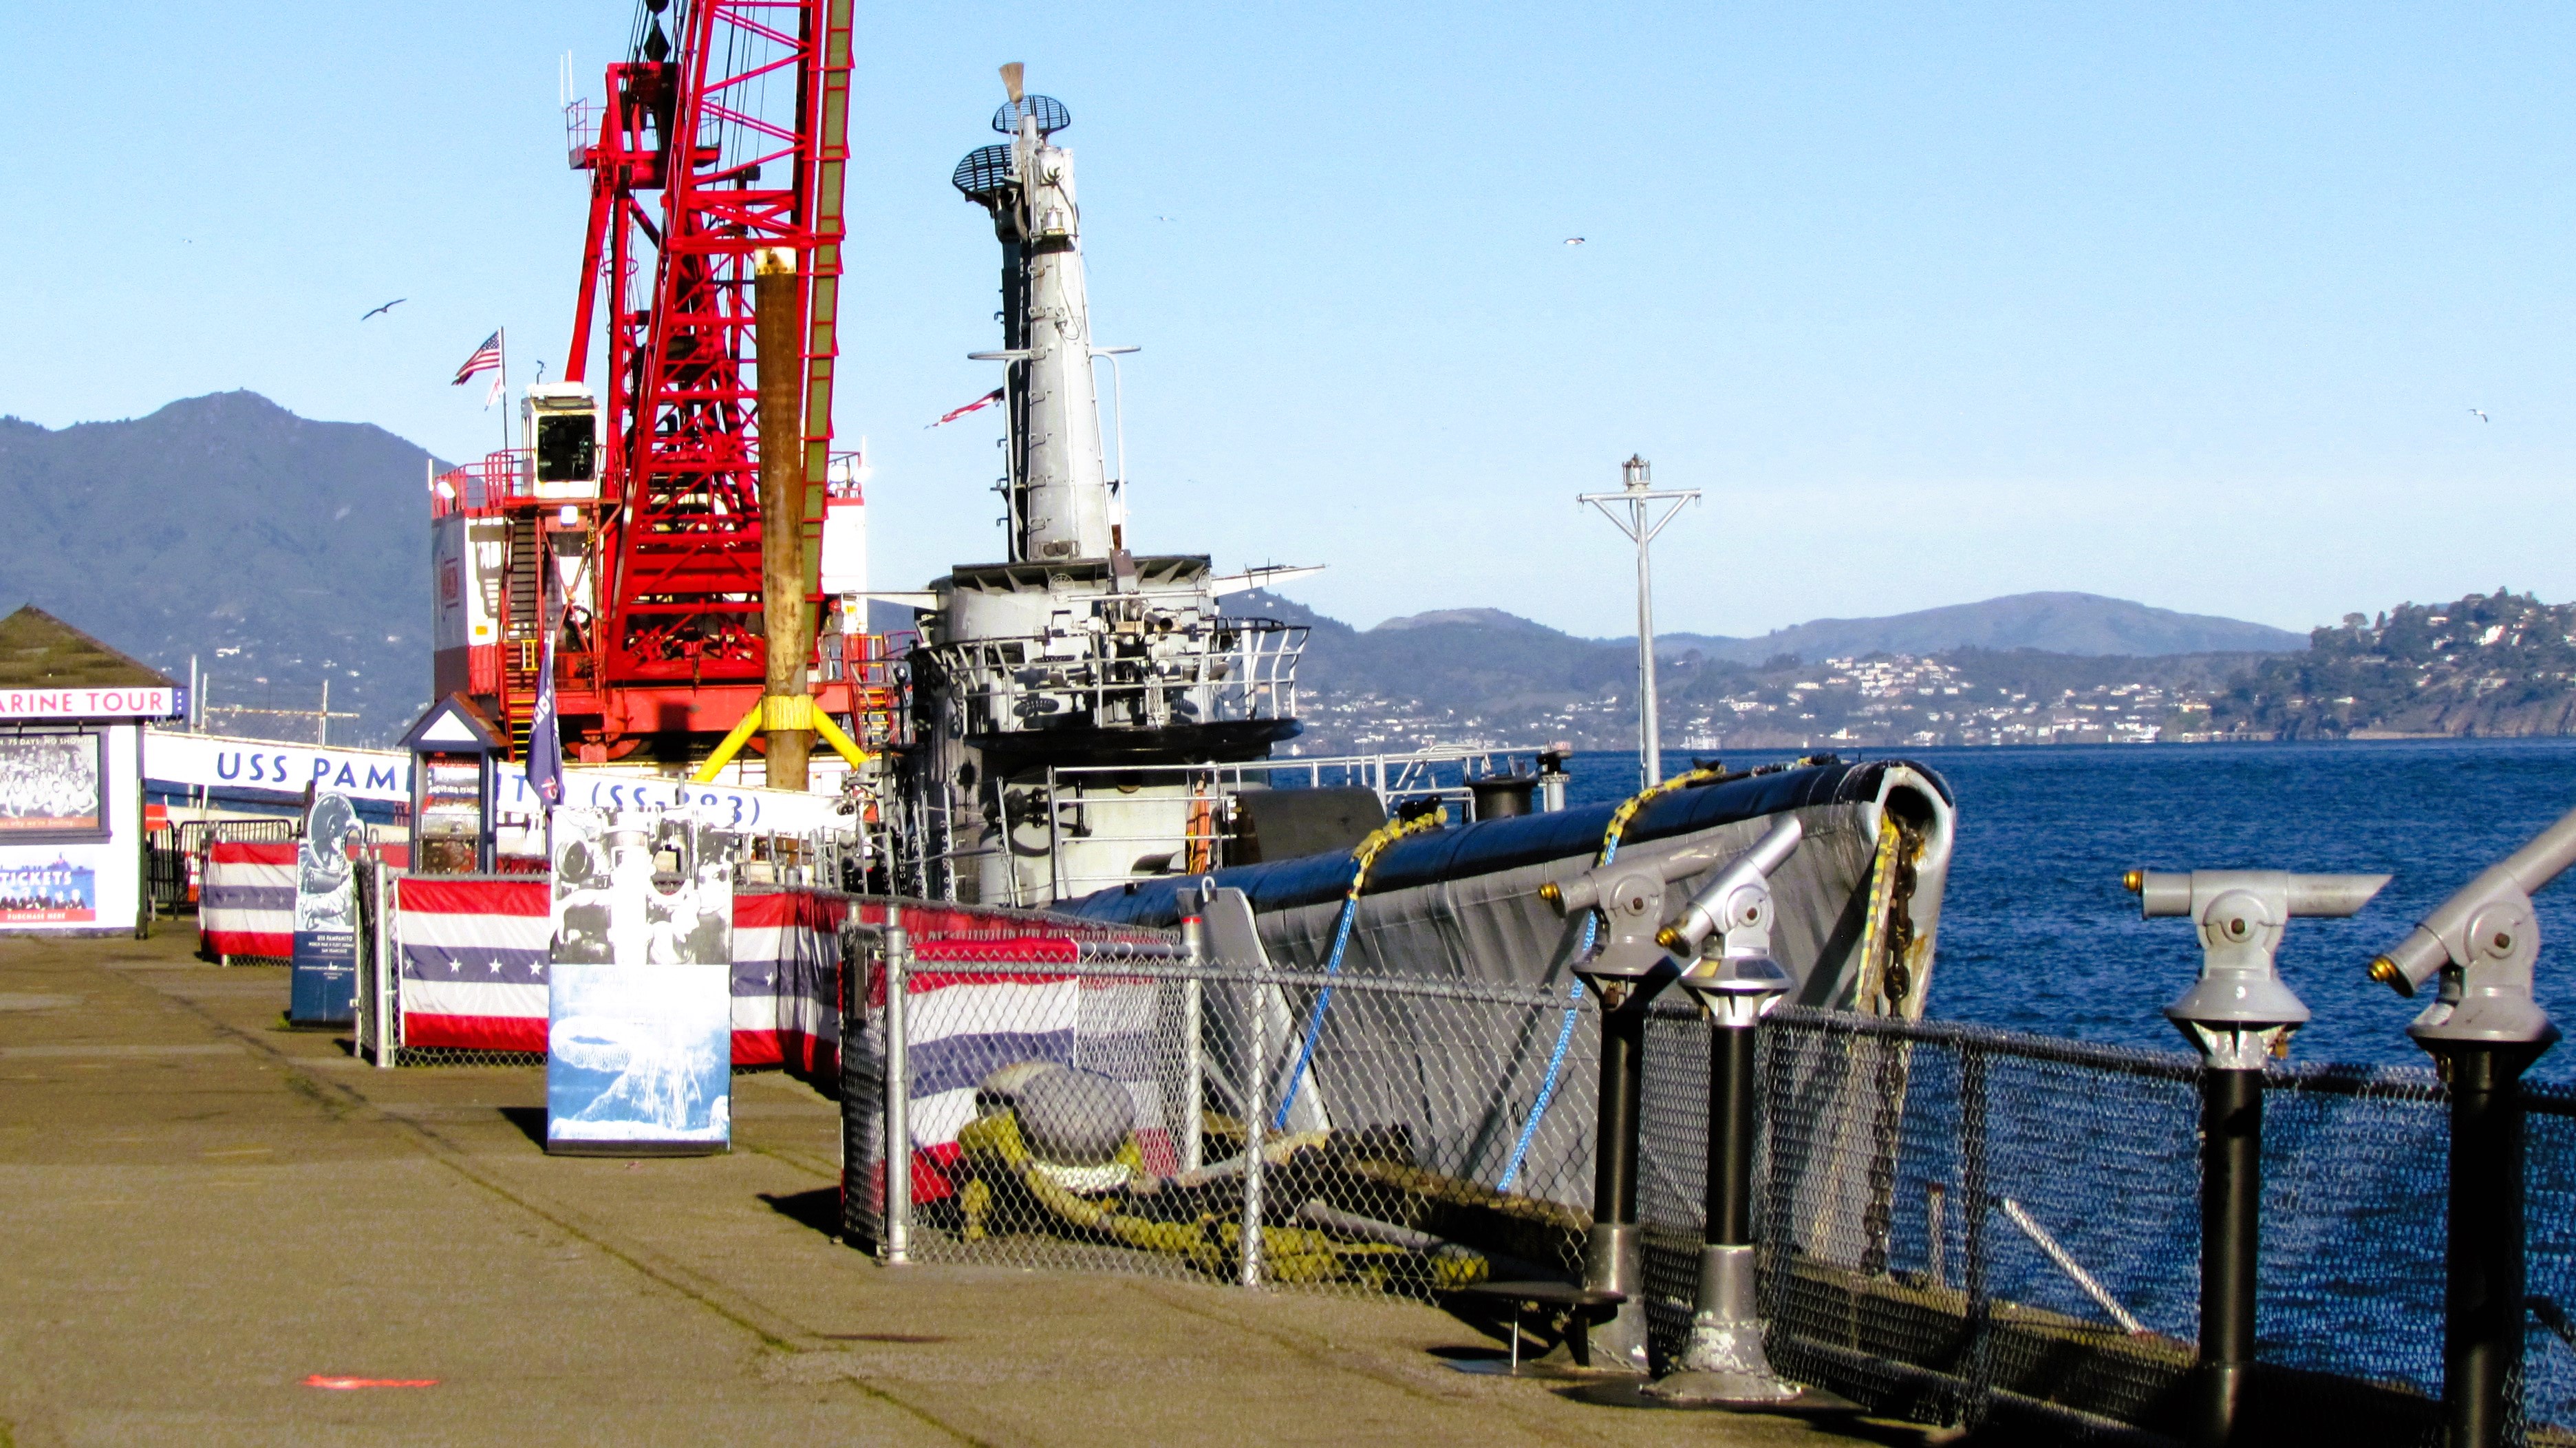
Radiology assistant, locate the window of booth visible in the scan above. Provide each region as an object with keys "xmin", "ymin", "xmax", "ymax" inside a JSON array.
[{"xmin": 0, "ymin": 724, "xmax": 110, "ymax": 844}]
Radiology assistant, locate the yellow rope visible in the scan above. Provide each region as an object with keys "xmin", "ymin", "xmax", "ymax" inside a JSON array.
[
  {"xmin": 956, "ymin": 1111, "xmax": 1483, "ymax": 1286},
  {"xmin": 1596, "ymin": 763, "xmax": 1729, "ymax": 866},
  {"xmin": 1856, "ymin": 812, "xmax": 1902, "ymax": 1005}
]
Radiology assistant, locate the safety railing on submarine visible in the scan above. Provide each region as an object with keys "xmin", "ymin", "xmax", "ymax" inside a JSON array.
[
  {"xmin": 908, "ymin": 617, "xmax": 1306, "ymax": 738},
  {"xmin": 838, "ymin": 925, "xmax": 2576, "ymax": 1447}
]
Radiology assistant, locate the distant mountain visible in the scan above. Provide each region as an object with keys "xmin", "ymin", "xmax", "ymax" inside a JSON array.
[
  {"xmin": 1231, "ymin": 588, "xmax": 2308, "ymax": 752},
  {"xmin": 0, "ymin": 392, "xmax": 438, "ymax": 745},
  {"xmin": 1638, "ymin": 592, "xmax": 2306, "ymax": 664}
]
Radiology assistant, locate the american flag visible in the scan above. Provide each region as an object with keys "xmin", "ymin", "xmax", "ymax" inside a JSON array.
[
  {"xmin": 927, "ymin": 386, "xmax": 1003, "ymax": 428},
  {"xmin": 451, "ymin": 331, "xmax": 502, "ymax": 385}
]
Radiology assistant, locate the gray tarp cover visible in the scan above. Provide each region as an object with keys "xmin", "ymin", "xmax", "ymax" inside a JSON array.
[{"xmin": 1056, "ymin": 760, "xmax": 1957, "ymax": 1216}]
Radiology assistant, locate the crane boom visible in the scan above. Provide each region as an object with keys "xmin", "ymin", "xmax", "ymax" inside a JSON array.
[{"xmin": 430, "ymin": 0, "xmax": 874, "ymax": 773}]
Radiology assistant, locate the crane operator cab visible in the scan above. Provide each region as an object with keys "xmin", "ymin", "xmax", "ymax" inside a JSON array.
[{"xmin": 524, "ymin": 383, "xmax": 601, "ymax": 500}]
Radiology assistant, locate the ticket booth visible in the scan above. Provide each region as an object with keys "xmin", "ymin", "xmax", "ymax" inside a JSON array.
[
  {"xmin": 401, "ymin": 694, "xmax": 505, "ymax": 875},
  {"xmin": 0, "ymin": 607, "xmax": 182, "ymax": 936}
]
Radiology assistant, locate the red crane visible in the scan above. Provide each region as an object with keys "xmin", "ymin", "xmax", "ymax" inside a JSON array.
[{"xmin": 433, "ymin": 0, "xmax": 880, "ymax": 766}]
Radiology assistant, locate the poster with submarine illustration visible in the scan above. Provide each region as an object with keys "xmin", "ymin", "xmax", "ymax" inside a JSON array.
[{"xmin": 544, "ymin": 808, "xmax": 737, "ymax": 1154}]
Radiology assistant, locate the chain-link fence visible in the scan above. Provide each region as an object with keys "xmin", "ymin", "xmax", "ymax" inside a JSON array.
[
  {"xmin": 839, "ymin": 927, "xmax": 2576, "ymax": 1444},
  {"xmin": 839, "ymin": 930, "xmax": 1596, "ymax": 1296},
  {"xmin": 1735, "ymin": 1008, "xmax": 2576, "ymax": 1445}
]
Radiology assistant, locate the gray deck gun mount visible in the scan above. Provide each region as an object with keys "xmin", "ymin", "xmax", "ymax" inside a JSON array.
[
  {"xmin": 2132, "ymin": 869, "xmax": 2391, "ymax": 1067},
  {"xmin": 2369, "ymin": 802, "xmax": 2576, "ymax": 1047},
  {"xmin": 1646, "ymin": 818, "xmax": 1817, "ymax": 1408}
]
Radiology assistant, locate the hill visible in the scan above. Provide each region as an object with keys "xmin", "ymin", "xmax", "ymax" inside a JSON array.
[
  {"xmin": 2214, "ymin": 590, "xmax": 2576, "ymax": 739},
  {"xmin": 0, "ymin": 392, "xmax": 438, "ymax": 745},
  {"xmin": 1227, "ymin": 589, "xmax": 2300, "ymax": 752},
  {"xmin": 1638, "ymin": 591, "xmax": 2306, "ymax": 663}
]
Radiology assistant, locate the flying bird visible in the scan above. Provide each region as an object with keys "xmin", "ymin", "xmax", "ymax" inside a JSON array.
[
  {"xmin": 361, "ymin": 298, "xmax": 407, "ymax": 321},
  {"xmin": 1563, "ymin": 237, "xmax": 1585, "ymax": 246},
  {"xmin": 2469, "ymin": 408, "xmax": 2489, "ymax": 423}
]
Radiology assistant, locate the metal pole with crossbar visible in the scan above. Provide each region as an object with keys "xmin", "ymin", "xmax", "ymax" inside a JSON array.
[{"xmin": 1578, "ymin": 456, "xmax": 1698, "ymax": 790}]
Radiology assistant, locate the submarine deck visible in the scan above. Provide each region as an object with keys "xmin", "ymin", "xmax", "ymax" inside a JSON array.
[{"xmin": 0, "ymin": 928, "xmax": 1935, "ymax": 1447}]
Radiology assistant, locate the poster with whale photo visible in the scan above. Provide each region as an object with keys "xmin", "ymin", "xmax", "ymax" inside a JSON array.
[{"xmin": 544, "ymin": 807, "xmax": 738, "ymax": 1154}]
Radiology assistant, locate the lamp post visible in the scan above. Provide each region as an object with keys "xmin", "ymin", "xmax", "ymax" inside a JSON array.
[{"xmin": 1580, "ymin": 456, "xmax": 1699, "ymax": 790}]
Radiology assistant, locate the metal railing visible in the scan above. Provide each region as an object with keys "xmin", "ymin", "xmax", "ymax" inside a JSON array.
[
  {"xmin": 910, "ymin": 617, "xmax": 1306, "ymax": 738},
  {"xmin": 429, "ymin": 449, "xmax": 537, "ymax": 518}
]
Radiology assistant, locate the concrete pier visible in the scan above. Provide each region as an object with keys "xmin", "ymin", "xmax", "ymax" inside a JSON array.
[{"xmin": 0, "ymin": 930, "xmax": 1926, "ymax": 1446}]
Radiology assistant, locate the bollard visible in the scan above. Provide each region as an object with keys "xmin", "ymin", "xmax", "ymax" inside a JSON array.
[
  {"xmin": 1645, "ymin": 821, "xmax": 1817, "ymax": 1407},
  {"xmin": 2134, "ymin": 867, "xmax": 2388, "ymax": 1447},
  {"xmin": 882, "ymin": 926, "xmax": 912, "ymax": 1266}
]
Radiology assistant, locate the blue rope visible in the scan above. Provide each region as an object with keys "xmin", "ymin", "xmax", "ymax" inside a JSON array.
[
  {"xmin": 1272, "ymin": 864, "xmax": 1366, "ymax": 1131},
  {"xmin": 1497, "ymin": 830, "xmax": 1625, "ymax": 1191},
  {"xmin": 1497, "ymin": 919, "xmax": 1590, "ymax": 1190}
]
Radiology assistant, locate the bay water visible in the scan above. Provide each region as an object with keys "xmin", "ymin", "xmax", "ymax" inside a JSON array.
[{"xmin": 1567, "ymin": 738, "xmax": 2576, "ymax": 1078}]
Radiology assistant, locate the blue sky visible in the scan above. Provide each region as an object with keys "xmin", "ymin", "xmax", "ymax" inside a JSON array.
[{"xmin": 5, "ymin": 2, "xmax": 2572, "ymax": 638}]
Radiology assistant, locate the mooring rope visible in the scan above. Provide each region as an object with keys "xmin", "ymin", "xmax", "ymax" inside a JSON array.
[{"xmin": 1271, "ymin": 800, "xmax": 1449, "ymax": 1130}]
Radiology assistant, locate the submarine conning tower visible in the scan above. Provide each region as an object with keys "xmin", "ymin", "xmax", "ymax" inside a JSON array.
[{"xmin": 902, "ymin": 72, "xmax": 1307, "ymax": 907}]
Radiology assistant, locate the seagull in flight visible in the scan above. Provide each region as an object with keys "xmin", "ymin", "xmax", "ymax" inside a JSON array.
[
  {"xmin": 361, "ymin": 298, "xmax": 407, "ymax": 321},
  {"xmin": 2469, "ymin": 407, "xmax": 2489, "ymax": 423},
  {"xmin": 1563, "ymin": 237, "xmax": 1585, "ymax": 246}
]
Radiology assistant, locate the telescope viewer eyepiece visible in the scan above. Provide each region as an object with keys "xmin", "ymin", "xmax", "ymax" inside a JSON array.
[
  {"xmin": 2368, "ymin": 800, "xmax": 2576, "ymax": 1047},
  {"xmin": 2143, "ymin": 868, "xmax": 2391, "ymax": 1067},
  {"xmin": 2128, "ymin": 868, "xmax": 2388, "ymax": 922}
]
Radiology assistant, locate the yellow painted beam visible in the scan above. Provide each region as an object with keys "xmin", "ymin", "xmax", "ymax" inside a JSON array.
[{"xmin": 691, "ymin": 701, "xmax": 768, "ymax": 783}]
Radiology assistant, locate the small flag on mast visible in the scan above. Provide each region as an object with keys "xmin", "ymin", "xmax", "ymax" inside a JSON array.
[
  {"xmin": 927, "ymin": 387, "xmax": 1004, "ymax": 428},
  {"xmin": 451, "ymin": 332, "xmax": 503, "ymax": 385}
]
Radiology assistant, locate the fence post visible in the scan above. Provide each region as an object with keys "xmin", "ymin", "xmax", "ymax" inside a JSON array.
[
  {"xmin": 1241, "ymin": 966, "xmax": 1267, "ymax": 1288},
  {"xmin": 883, "ymin": 925, "xmax": 912, "ymax": 1267},
  {"xmin": 374, "ymin": 863, "xmax": 398, "ymax": 1067},
  {"xmin": 1958, "ymin": 1039, "xmax": 1993, "ymax": 1428},
  {"xmin": 1180, "ymin": 895, "xmax": 1206, "ymax": 1173}
]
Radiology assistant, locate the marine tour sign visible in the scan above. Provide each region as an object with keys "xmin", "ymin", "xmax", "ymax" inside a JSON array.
[{"xmin": 0, "ymin": 687, "xmax": 180, "ymax": 720}]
